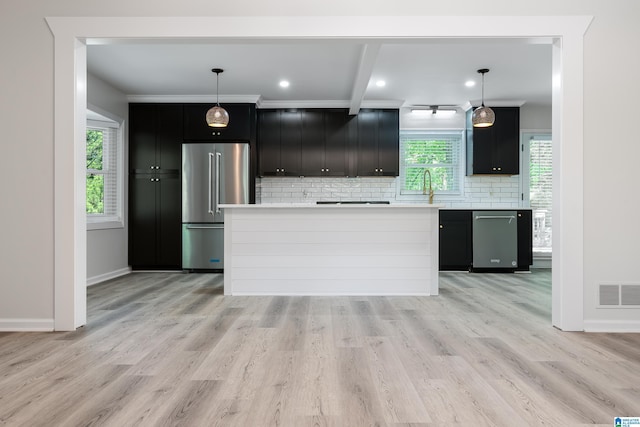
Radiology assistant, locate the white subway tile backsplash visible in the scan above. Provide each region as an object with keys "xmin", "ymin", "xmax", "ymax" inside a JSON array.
[{"xmin": 257, "ymin": 174, "xmax": 521, "ymax": 208}]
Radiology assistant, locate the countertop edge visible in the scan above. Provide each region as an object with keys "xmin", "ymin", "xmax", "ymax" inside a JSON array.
[{"xmin": 219, "ymin": 203, "xmax": 444, "ymax": 209}]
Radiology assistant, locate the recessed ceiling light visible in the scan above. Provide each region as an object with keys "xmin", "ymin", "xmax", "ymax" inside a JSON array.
[
  {"xmin": 279, "ymin": 80, "xmax": 290, "ymax": 88},
  {"xmin": 465, "ymin": 80, "xmax": 476, "ymax": 87},
  {"xmin": 375, "ymin": 80, "xmax": 386, "ymax": 87}
]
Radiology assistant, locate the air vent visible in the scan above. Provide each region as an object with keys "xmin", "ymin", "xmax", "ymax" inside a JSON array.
[
  {"xmin": 598, "ymin": 284, "xmax": 640, "ymax": 308},
  {"xmin": 621, "ymin": 285, "xmax": 640, "ymax": 306}
]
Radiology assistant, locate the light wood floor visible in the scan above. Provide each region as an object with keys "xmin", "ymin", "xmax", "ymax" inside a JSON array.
[{"xmin": 1, "ymin": 271, "xmax": 639, "ymax": 426}]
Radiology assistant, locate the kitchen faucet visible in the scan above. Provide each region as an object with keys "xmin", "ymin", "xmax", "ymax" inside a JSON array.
[{"xmin": 423, "ymin": 169, "xmax": 434, "ymax": 204}]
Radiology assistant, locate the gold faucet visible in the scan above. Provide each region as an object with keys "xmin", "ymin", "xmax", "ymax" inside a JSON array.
[{"xmin": 423, "ymin": 169, "xmax": 434, "ymax": 204}]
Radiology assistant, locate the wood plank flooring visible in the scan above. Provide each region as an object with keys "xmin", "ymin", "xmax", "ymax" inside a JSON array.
[{"xmin": 1, "ymin": 270, "xmax": 639, "ymax": 426}]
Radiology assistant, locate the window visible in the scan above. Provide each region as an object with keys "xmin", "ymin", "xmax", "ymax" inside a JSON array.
[
  {"xmin": 398, "ymin": 130, "xmax": 463, "ymax": 196},
  {"xmin": 522, "ymin": 133, "xmax": 552, "ymax": 253},
  {"xmin": 86, "ymin": 114, "xmax": 123, "ymax": 229}
]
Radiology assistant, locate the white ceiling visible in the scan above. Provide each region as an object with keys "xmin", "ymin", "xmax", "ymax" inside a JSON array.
[{"xmin": 87, "ymin": 37, "xmax": 552, "ymax": 112}]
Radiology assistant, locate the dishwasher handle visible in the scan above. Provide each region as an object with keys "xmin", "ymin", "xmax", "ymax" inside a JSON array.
[{"xmin": 474, "ymin": 215, "xmax": 516, "ymax": 224}]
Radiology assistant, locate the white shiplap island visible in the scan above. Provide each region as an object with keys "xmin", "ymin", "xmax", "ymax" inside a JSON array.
[{"xmin": 220, "ymin": 203, "xmax": 441, "ymax": 296}]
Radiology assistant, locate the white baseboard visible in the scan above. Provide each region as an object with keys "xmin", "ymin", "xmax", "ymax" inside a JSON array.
[
  {"xmin": 0, "ymin": 318, "xmax": 54, "ymax": 332},
  {"xmin": 87, "ymin": 267, "xmax": 131, "ymax": 286},
  {"xmin": 583, "ymin": 319, "xmax": 640, "ymax": 333}
]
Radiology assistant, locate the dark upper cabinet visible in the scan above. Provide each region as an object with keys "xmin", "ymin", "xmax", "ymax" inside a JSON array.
[
  {"xmin": 257, "ymin": 108, "xmax": 397, "ymax": 177},
  {"xmin": 183, "ymin": 103, "xmax": 255, "ymax": 141},
  {"xmin": 356, "ymin": 109, "xmax": 399, "ymax": 176},
  {"xmin": 300, "ymin": 109, "xmax": 325, "ymax": 175},
  {"xmin": 257, "ymin": 109, "xmax": 301, "ymax": 176},
  {"xmin": 129, "ymin": 104, "xmax": 183, "ymax": 173},
  {"xmin": 466, "ymin": 107, "xmax": 520, "ymax": 175},
  {"xmin": 324, "ymin": 109, "xmax": 352, "ymax": 176},
  {"xmin": 299, "ymin": 109, "xmax": 351, "ymax": 176},
  {"xmin": 439, "ymin": 210, "xmax": 473, "ymax": 271}
]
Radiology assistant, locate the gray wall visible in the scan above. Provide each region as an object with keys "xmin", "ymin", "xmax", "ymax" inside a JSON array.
[
  {"xmin": 0, "ymin": 0, "xmax": 638, "ymax": 329},
  {"xmin": 86, "ymin": 74, "xmax": 130, "ymax": 285}
]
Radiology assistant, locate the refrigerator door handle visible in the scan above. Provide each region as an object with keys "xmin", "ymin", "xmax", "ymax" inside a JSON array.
[
  {"xmin": 215, "ymin": 152, "xmax": 222, "ymax": 214},
  {"xmin": 208, "ymin": 152, "xmax": 214, "ymax": 216}
]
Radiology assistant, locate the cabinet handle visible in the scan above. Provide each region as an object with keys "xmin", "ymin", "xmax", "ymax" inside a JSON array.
[
  {"xmin": 497, "ymin": 167, "xmax": 502, "ymax": 171},
  {"xmin": 276, "ymin": 168, "xmax": 280, "ymax": 173},
  {"xmin": 326, "ymin": 168, "xmax": 329, "ymax": 172},
  {"xmin": 321, "ymin": 168, "xmax": 325, "ymax": 172},
  {"xmin": 439, "ymin": 224, "xmax": 443, "ymax": 229}
]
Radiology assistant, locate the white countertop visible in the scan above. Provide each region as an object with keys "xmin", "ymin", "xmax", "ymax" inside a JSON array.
[{"xmin": 220, "ymin": 203, "xmax": 443, "ymax": 209}]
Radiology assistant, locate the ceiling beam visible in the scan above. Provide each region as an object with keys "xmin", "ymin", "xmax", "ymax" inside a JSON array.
[{"xmin": 349, "ymin": 43, "xmax": 381, "ymax": 115}]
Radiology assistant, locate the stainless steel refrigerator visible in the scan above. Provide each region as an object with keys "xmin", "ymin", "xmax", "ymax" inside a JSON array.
[{"xmin": 182, "ymin": 143, "xmax": 249, "ymax": 270}]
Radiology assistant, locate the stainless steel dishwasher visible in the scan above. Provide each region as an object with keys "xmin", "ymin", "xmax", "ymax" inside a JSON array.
[{"xmin": 472, "ymin": 210, "xmax": 518, "ymax": 270}]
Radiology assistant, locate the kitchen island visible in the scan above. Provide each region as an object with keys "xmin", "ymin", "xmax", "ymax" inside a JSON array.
[{"xmin": 220, "ymin": 203, "xmax": 441, "ymax": 296}]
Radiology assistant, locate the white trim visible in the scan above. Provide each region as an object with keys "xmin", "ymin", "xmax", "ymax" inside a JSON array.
[
  {"xmin": 0, "ymin": 319, "xmax": 55, "ymax": 332},
  {"xmin": 583, "ymin": 320, "xmax": 640, "ymax": 333},
  {"xmin": 127, "ymin": 94, "xmax": 261, "ymax": 103},
  {"xmin": 46, "ymin": 15, "xmax": 592, "ymax": 332},
  {"xmin": 87, "ymin": 267, "xmax": 131, "ymax": 287}
]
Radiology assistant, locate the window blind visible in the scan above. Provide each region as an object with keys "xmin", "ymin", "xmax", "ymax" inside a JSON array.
[
  {"xmin": 87, "ymin": 119, "xmax": 120, "ymax": 218},
  {"xmin": 529, "ymin": 136, "xmax": 552, "ymax": 250},
  {"xmin": 399, "ymin": 131, "xmax": 462, "ymax": 194}
]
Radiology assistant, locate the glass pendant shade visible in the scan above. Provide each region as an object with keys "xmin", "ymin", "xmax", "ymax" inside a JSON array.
[
  {"xmin": 206, "ymin": 106, "xmax": 229, "ymax": 127},
  {"xmin": 472, "ymin": 105, "xmax": 495, "ymax": 127},
  {"xmin": 206, "ymin": 68, "xmax": 229, "ymax": 128},
  {"xmin": 472, "ymin": 68, "xmax": 495, "ymax": 128}
]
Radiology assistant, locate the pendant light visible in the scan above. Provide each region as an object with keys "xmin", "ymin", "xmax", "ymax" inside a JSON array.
[
  {"xmin": 206, "ymin": 68, "xmax": 229, "ymax": 128},
  {"xmin": 472, "ymin": 68, "xmax": 495, "ymax": 128}
]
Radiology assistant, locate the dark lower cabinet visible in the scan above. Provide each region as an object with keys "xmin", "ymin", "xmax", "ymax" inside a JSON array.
[
  {"xmin": 516, "ymin": 210, "xmax": 533, "ymax": 271},
  {"xmin": 439, "ymin": 210, "xmax": 473, "ymax": 271},
  {"xmin": 439, "ymin": 209, "xmax": 533, "ymax": 271},
  {"xmin": 129, "ymin": 172, "xmax": 182, "ymax": 269}
]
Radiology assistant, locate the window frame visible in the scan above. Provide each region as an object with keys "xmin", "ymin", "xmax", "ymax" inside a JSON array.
[
  {"xmin": 520, "ymin": 130, "xmax": 553, "ymax": 254},
  {"xmin": 86, "ymin": 112, "xmax": 125, "ymax": 230},
  {"xmin": 396, "ymin": 129, "xmax": 465, "ymax": 201}
]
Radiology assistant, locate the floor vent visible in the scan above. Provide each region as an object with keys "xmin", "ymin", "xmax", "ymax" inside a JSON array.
[{"xmin": 599, "ymin": 284, "xmax": 640, "ymax": 307}]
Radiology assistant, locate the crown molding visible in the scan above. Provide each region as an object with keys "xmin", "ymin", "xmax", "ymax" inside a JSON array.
[{"xmin": 126, "ymin": 94, "xmax": 262, "ymax": 103}]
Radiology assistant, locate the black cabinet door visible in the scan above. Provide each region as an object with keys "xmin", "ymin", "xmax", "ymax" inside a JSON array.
[
  {"xmin": 156, "ymin": 104, "xmax": 183, "ymax": 172},
  {"xmin": 183, "ymin": 103, "xmax": 253, "ymax": 141},
  {"xmin": 377, "ymin": 110, "xmax": 399, "ymax": 176},
  {"xmin": 129, "ymin": 174, "xmax": 160, "ymax": 267},
  {"xmin": 492, "ymin": 107, "xmax": 520, "ymax": 174},
  {"xmin": 129, "ymin": 104, "xmax": 183, "ymax": 173},
  {"xmin": 156, "ymin": 173, "xmax": 182, "ymax": 268},
  {"xmin": 356, "ymin": 110, "xmax": 379, "ymax": 176},
  {"xmin": 517, "ymin": 210, "xmax": 533, "ymax": 271},
  {"xmin": 129, "ymin": 104, "xmax": 159, "ymax": 173},
  {"xmin": 300, "ymin": 109, "xmax": 325, "ymax": 176},
  {"xmin": 439, "ymin": 210, "xmax": 473, "ymax": 271},
  {"xmin": 279, "ymin": 110, "xmax": 302, "ymax": 176},
  {"xmin": 467, "ymin": 107, "xmax": 520, "ymax": 175},
  {"xmin": 324, "ymin": 110, "xmax": 351, "ymax": 176},
  {"xmin": 258, "ymin": 110, "xmax": 281, "ymax": 176},
  {"xmin": 356, "ymin": 110, "xmax": 399, "ymax": 176}
]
